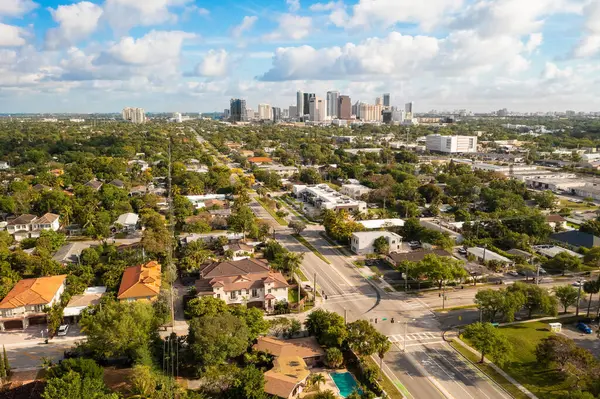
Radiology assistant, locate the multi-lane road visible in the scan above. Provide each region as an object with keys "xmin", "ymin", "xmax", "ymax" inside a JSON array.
[{"xmin": 250, "ymin": 198, "xmax": 513, "ymax": 399}]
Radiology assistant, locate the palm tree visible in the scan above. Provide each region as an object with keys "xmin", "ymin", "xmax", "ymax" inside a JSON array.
[
  {"xmin": 309, "ymin": 373, "xmax": 326, "ymax": 391},
  {"xmin": 282, "ymin": 252, "xmax": 304, "ymax": 279},
  {"xmin": 583, "ymin": 280, "xmax": 600, "ymax": 317},
  {"xmin": 374, "ymin": 334, "xmax": 392, "ymax": 377}
]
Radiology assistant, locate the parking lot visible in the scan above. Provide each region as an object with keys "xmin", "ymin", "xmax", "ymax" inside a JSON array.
[{"xmin": 559, "ymin": 321, "xmax": 600, "ymax": 357}]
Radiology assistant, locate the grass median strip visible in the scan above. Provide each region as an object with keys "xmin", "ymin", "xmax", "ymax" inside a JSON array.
[
  {"xmin": 432, "ymin": 304, "xmax": 479, "ymax": 312},
  {"xmin": 256, "ymin": 198, "xmax": 287, "ymax": 226},
  {"xmin": 449, "ymin": 340, "xmax": 529, "ymax": 399},
  {"xmin": 292, "ymin": 234, "xmax": 331, "ymax": 264},
  {"xmin": 364, "ymin": 356, "xmax": 406, "ymax": 399},
  {"xmin": 318, "ymin": 232, "xmax": 353, "ymax": 256}
]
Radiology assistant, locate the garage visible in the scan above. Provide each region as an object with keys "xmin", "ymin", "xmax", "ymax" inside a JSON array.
[
  {"xmin": 2, "ymin": 319, "xmax": 24, "ymax": 330},
  {"xmin": 28, "ymin": 316, "xmax": 47, "ymax": 325}
]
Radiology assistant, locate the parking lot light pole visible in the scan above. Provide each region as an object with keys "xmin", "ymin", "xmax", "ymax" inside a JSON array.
[{"xmin": 576, "ymin": 280, "xmax": 583, "ymax": 316}]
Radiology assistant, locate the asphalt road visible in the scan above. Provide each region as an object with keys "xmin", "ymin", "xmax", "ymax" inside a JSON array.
[{"xmin": 254, "ymin": 197, "xmax": 512, "ymax": 399}]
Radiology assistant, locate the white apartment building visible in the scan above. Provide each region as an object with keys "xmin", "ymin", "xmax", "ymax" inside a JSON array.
[
  {"xmin": 293, "ymin": 184, "xmax": 367, "ymax": 215},
  {"xmin": 340, "ymin": 184, "xmax": 371, "ymax": 199},
  {"xmin": 309, "ymin": 96, "xmax": 326, "ymax": 121},
  {"xmin": 350, "ymin": 231, "xmax": 403, "ymax": 255},
  {"xmin": 327, "ymin": 91, "xmax": 339, "ymax": 118},
  {"xmin": 426, "ymin": 135, "xmax": 477, "ymax": 153},
  {"xmin": 122, "ymin": 107, "xmax": 146, "ymax": 124},
  {"xmin": 258, "ymin": 104, "xmax": 272, "ymax": 120}
]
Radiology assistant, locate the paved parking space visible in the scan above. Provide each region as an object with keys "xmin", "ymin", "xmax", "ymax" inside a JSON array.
[{"xmin": 559, "ymin": 322, "xmax": 600, "ymax": 357}]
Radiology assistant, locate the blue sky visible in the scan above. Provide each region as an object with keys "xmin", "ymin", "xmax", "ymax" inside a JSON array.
[{"xmin": 0, "ymin": 0, "xmax": 599, "ymax": 113}]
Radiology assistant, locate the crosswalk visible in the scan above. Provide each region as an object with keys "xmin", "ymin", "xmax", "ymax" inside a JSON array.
[{"xmin": 388, "ymin": 331, "xmax": 440, "ymax": 343}]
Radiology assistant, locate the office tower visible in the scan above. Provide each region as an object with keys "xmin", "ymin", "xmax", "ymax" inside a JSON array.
[
  {"xmin": 258, "ymin": 103, "xmax": 272, "ymax": 120},
  {"xmin": 383, "ymin": 93, "xmax": 390, "ymax": 107},
  {"xmin": 326, "ymin": 91, "xmax": 339, "ymax": 119},
  {"xmin": 309, "ymin": 96, "xmax": 325, "ymax": 121},
  {"xmin": 230, "ymin": 98, "xmax": 247, "ymax": 122},
  {"xmin": 405, "ymin": 101, "xmax": 414, "ymax": 119},
  {"xmin": 338, "ymin": 95, "xmax": 351, "ymax": 119},
  {"xmin": 122, "ymin": 107, "xmax": 146, "ymax": 124},
  {"xmin": 223, "ymin": 109, "xmax": 231, "ymax": 119},
  {"xmin": 296, "ymin": 91, "xmax": 303, "ymax": 118},
  {"xmin": 288, "ymin": 105, "xmax": 297, "ymax": 119},
  {"xmin": 375, "ymin": 97, "xmax": 382, "ymax": 106},
  {"xmin": 303, "ymin": 93, "xmax": 315, "ymax": 116},
  {"xmin": 172, "ymin": 112, "xmax": 183, "ymax": 123},
  {"xmin": 272, "ymin": 107, "xmax": 281, "ymax": 122},
  {"xmin": 357, "ymin": 102, "xmax": 383, "ymax": 121},
  {"xmin": 352, "ymin": 101, "xmax": 360, "ymax": 117},
  {"xmin": 426, "ymin": 135, "xmax": 478, "ymax": 153}
]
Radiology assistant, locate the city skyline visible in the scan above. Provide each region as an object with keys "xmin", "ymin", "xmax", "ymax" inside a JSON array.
[{"xmin": 0, "ymin": 0, "xmax": 599, "ymax": 113}]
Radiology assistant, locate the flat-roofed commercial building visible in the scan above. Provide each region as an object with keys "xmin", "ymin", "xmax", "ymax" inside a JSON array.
[
  {"xmin": 426, "ymin": 135, "xmax": 477, "ymax": 153},
  {"xmin": 293, "ymin": 184, "xmax": 367, "ymax": 215}
]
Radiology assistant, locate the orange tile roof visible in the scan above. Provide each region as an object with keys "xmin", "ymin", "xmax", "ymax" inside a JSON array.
[
  {"xmin": 0, "ymin": 275, "xmax": 67, "ymax": 309},
  {"xmin": 117, "ymin": 261, "xmax": 162, "ymax": 300},
  {"xmin": 264, "ymin": 356, "xmax": 310, "ymax": 399},
  {"xmin": 248, "ymin": 157, "xmax": 273, "ymax": 163},
  {"xmin": 253, "ymin": 337, "xmax": 325, "ymax": 359}
]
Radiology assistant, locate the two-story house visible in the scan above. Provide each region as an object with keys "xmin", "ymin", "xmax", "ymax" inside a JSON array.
[
  {"xmin": 0, "ymin": 275, "xmax": 67, "ymax": 331},
  {"xmin": 6, "ymin": 213, "xmax": 60, "ymax": 241},
  {"xmin": 195, "ymin": 258, "xmax": 289, "ymax": 311},
  {"xmin": 117, "ymin": 261, "xmax": 162, "ymax": 302}
]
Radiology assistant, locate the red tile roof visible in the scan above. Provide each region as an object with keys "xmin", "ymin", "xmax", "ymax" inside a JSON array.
[
  {"xmin": 0, "ymin": 275, "xmax": 67, "ymax": 309},
  {"xmin": 117, "ymin": 261, "xmax": 162, "ymax": 300},
  {"xmin": 248, "ymin": 157, "xmax": 273, "ymax": 163}
]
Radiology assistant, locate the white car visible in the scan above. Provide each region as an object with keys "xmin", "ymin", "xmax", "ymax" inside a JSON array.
[
  {"xmin": 572, "ymin": 281, "xmax": 586, "ymax": 287},
  {"xmin": 57, "ymin": 324, "xmax": 69, "ymax": 336}
]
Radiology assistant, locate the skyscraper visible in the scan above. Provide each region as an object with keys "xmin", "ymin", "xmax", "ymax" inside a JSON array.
[
  {"xmin": 230, "ymin": 98, "xmax": 247, "ymax": 122},
  {"xmin": 309, "ymin": 96, "xmax": 325, "ymax": 121},
  {"xmin": 258, "ymin": 103, "xmax": 272, "ymax": 120},
  {"xmin": 122, "ymin": 107, "xmax": 146, "ymax": 124},
  {"xmin": 272, "ymin": 107, "xmax": 281, "ymax": 122},
  {"xmin": 303, "ymin": 93, "xmax": 315, "ymax": 116},
  {"xmin": 288, "ymin": 105, "xmax": 297, "ymax": 119},
  {"xmin": 326, "ymin": 91, "xmax": 339, "ymax": 119},
  {"xmin": 338, "ymin": 95, "xmax": 351, "ymax": 119},
  {"xmin": 296, "ymin": 91, "xmax": 303, "ymax": 118},
  {"xmin": 405, "ymin": 101, "xmax": 414, "ymax": 119},
  {"xmin": 383, "ymin": 93, "xmax": 390, "ymax": 107},
  {"xmin": 375, "ymin": 97, "xmax": 382, "ymax": 106}
]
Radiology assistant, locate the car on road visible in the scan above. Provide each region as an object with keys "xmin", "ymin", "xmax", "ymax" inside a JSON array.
[
  {"xmin": 303, "ymin": 284, "xmax": 313, "ymax": 292},
  {"xmin": 572, "ymin": 280, "xmax": 587, "ymax": 287},
  {"xmin": 457, "ymin": 248, "xmax": 467, "ymax": 255},
  {"xmin": 408, "ymin": 241, "xmax": 421, "ymax": 249},
  {"xmin": 507, "ymin": 270, "xmax": 520, "ymax": 277},
  {"xmin": 576, "ymin": 322, "xmax": 593, "ymax": 334},
  {"xmin": 57, "ymin": 324, "xmax": 69, "ymax": 336}
]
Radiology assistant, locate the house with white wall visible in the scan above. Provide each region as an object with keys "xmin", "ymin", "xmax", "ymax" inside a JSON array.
[
  {"xmin": 350, "ymin": 231, "xmax": 403, "ymax": 255},
  {"xmin": 5, "ymin": 213, "xmax": 60, "ymax": 241}
]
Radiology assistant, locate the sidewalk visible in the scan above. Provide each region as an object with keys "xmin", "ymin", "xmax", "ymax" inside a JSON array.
[{"xmin": 447, "ymin": 332, "xmax": 538, "ymax": 399}]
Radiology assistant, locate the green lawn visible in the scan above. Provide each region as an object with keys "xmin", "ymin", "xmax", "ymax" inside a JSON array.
[
  {"xmin": 433, "ymin": 304, "xmax": 479, "ymax": 312},
  {"xmin": 255, "ymin": 198, "xmax": 287, "ymax": 226},
  {"xmin": 450, "ymin": 341, "xmax": 529, "ymax": 399},
  {"xmin": 363, "ymin": 356, "xmax": 405, "ymax": 399},
  {"xmin": 558, "ymin": 199, "xmax": 596, "ymax": 210},
  {"xmin": 288, "ymin": 288, "xmax": 299, "ymax": 303},
  {"xmin": 296, "ymin": 269, "xmax": 309, "ymax": 282},
  {"xmin": 464, "ymin": 319, "xmax": 586, "ymax": 399},
  {"xmin": 319, "ymin": 232, "xmax": 353, "ymax": 256},
  {"xmin": 292, "ymin": 234, "xmax": 331, "ymax": 264}
]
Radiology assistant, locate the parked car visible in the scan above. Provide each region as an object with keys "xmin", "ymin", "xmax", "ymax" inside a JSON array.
[
  {"xmin": 507, "ymin": 270, "xmax": 519, "ymax": 277},
  {"xmin": 408, "ymin": 241, "xmax": 421, "ymax": 249},
  {"xmin": 457, "ymin": 248, "xmax": 467, "ymax": 255},
  {"xmin": 303, "ymin": 284, "xmax": 313, "ymax": 292},
  {"xmin": 576, "ymin": 322, "xmax": 593, "ymax": 334},
  {"xmin": 572, "ymin": 280, "xmax": 587, "ymax": 287},
  {"xmin": 57, "ymin": 324, "xmax": 69, "ymax": 336}
]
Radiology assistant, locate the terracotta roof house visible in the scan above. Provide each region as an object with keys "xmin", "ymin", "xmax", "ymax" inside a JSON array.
[
  {"xmin": 195, "ymin": 258, "xmax": 289, "ymax": 311},
  {"xmin": 248, "ymin": 157, "xmax": 273, "ymax": 165},
  {"xmin": 6, "ymin": 213, "xmax": 60, "ymax": 242},
  {"xmin": 253, "ymin": 337, "xmax": 324, "ymax": 398},
  {"xmin": 0, "ymin": 275, "xmax": 67, "ymax": 331},
  {"xmin": 117, "ymin": 261, "xmax": 162, "ymax": 302}
]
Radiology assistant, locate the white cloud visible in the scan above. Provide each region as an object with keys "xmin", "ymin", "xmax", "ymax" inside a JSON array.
[
  {"xmin": 525, "ymin": 33, "xmax": 543, "ymax": 53},
  {"xmin": 334, "ymin": 0, "xmax": 464, "ymax": 31},
  {"xmin": 286, "ymin": 0, "xmax": 300, "ymax": 12},
  {"xmin": 0, "ymin": 0, "xmax": 37, "ymax": 18},
  {"xmin": 103, "ymin": 0, "xmax": 192, "ymax": 33},
  {"xmin": 45, "ymin": 2, "xmax": 103, "ymax": 50},
  {"xmin": 195, "ymin": 49, "xmax": 230, "ymax": 77},
  {"xmin": 98, "ymin": 30, "xmax": 195, "ymax": 65},
  {"xmin": 232, "ymin": 15, "xmax": 258, "ymax": 38},
  {"xmin": 573, "ymin": 0, "xmax": 600, "ymax": 57},
  {"xmin": 542, "ymin": 62, "xmax": 573, "ymax": 80},
  {"xmin": 0, "ymin": 23, "xmax": 28, "ymax": 46},
  {"xmin": 263, "ymin": 14, "xmax": 312, "ymax": 41},
  {"xmin": 309, "ymin": 1, "xmax": 340, "ymax": 12}
]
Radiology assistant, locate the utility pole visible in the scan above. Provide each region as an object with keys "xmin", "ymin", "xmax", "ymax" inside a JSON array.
[
  {"xmin": 442, "ymin": 283, "xmax": 446, "ymax": 310},
  {"xmin": 344, "ymin": 309, "xmax": 347, "ymax": 324},
  {"xmin": 405, "ymin": 262, "xmax": 409, "ymax": 292},
  {"xmin": 168, "ymin": 137, "xmax": 175, "ymax": 333},
  {"xmin": 576, "ymin": 280, "xmax": 583, "ymax": 316},
  {"xmin": 314, "ymin": 272, "xmax": 318, "ymax": 303}
]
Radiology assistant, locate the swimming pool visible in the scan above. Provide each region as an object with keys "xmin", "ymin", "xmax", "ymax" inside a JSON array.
[{"xmin": 329, "ymin": 371, "xmax": 360, "ymax": 398}]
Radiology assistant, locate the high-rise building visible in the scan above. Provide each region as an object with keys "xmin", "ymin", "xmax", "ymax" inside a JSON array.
[
  {"xmin": 357, "ymin": 102, "xmax": 383, "ymax": 122},
  {"xmin": 338, "ymin": 95, "xmax": 351, "ymax": 119},
  {"xmin": 258, "ymin": 103, "xmax": 272, "ymax": 120},
  {"xmin": 288, "ymin": 105, "xmax": 297, "ymax": 119},
  {"xmin": 223, "ymin": 109, "xmax": 231, "ymax": 119},
  {"xmin": 383, "ymin": 93, "xmax": 390, "ymax": 108},
  {"xmin": 405, "ymin": 102, "xmax": 414, "ymax": 119},
  {"xmin": 375, "ymin": 97, "xmax": 382, "ymax": 106},
  {"xmin": 230, "ymin": 98, "xmax": 247, "ymax": 122},
  {"xmin": 309, "ymin": 96, "xmax": 325, "ymax": 121},
  {"xmin": 296, "ymin": 91, "xmax": 303, "ymax": 118},
  {"xmin": 122, "ymin": 107, "xmax": 146, "ymax": 124},
  {"xmin": 303, "ymin": 93, "xmax": 315, "ymax": 116},
  {"xmin": 426, "ymin": 135, "xmax": 477, "ymax": 153},
  {"xmin": 272, "ymin": 107, "xmax": 281, "ymax": 122},
  {"xmin": 326, "ymin": 91, "xmax": 339, "ymax": 119},
  {"xmin": 172, "ymin": 112, "xmax": 183, "ymax": 123}
]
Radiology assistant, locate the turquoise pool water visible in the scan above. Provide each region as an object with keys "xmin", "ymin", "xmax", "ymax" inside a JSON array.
[{"xmin": 329, "ymin": 371, "xmax": 360, "ymax": 397}]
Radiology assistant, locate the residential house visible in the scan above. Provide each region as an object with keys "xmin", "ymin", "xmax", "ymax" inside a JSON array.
[
  {"xmin": 223, "ymin": 243, "xmax": 255, "ymax": 261},
  {"xmin": 359, "ymin": 218, "xmax": 405, "ymax": 230},
  {"xmin": 195, "ymin": 258, "xmax": 289, "ymax": 311},
  {"xmin": 6, "ymin": 213, "xmax": 60, "ymax": 241},
  {"xmin": 546, "ymin": 214, "xmax": 568, "ymax": 230},
  {"xmin": 253, "ymin": 337, "xmax": 325, "ymax": 399},
  {"xmin": 85, "ymin": 180, "xmax": 103, "ymax": 191},
  {"xmin": 350, "ymin": 231, "xmax": 403, "ymax": 255},
  {"xmin": 467, "ymin": 247, "xmax": 514, "ymax": 266},
  {"xmin": 185, "ymin": 194, "xmax": 228, "ymax": 209},
  {"xmin": 0, "ymin": 161, "xmax": 9, "ymax": 170},
  {"xmin": 115, "ymin": 212, "xmax": 139, "ymax": 233},
  {"xmin": 0, "ymin": 275, "xmax": 67, "ymax": 331},
  {"xmin": 533, "ymin": 244, "xmax": 583, "ymax": 259},
  {"xmin": 63, "ymin": 287, "xmax": 106, "ymax": 323},
  {"xmin": 248, "ymin": 157, "xmax": 273, "ymax": 165},
  {"xmin": 108, "ymin": 179, "xmax": 126, "ymax": 189},
  {"xmin": 117, "ymin": 261, "xmax": 162, "ymax": 302},
  {"xmin": 128, "ymin": 159, "xmax": 149, "ymax": 171},
  {"xmin": 340, "ymin": 184, "xmax": 371, "ymax": 199},
  {"xmin": 129, "ymin": 185, "xmax": 148, "ymax": 196}
]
